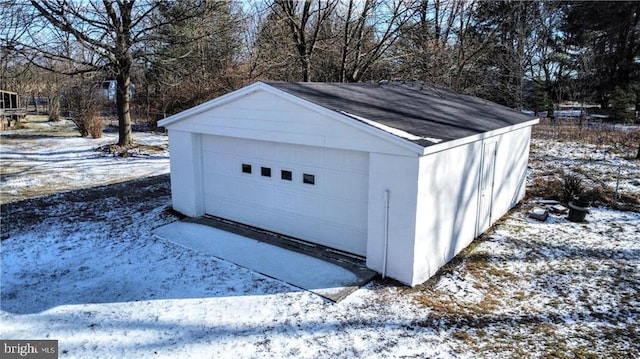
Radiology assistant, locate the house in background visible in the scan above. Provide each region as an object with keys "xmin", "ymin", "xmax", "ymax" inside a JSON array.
[
  {"xmin": 101, "ymin": 80, "xmax": 135, "ymax": 102},
  {"xmin": 158, "ymin": 81, "xmax": 538, "ymax": 286}
]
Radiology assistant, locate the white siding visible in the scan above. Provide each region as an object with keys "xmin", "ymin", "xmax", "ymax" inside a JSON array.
[
  {"xmin": 412, "ymin": 141, "xmax": 483, "ymax": 285},
  {"xmin": 366, "ymin": 153, "xmax": 420, "ymax": 283},
  {"xmin": 491, "ymin": 127, "xmax": 531, "ymax": 218},
  {"xmin": 410, "ymin": 127, "xmax": 532, "ymax": 285},
  {"xmin": 167, "ymin": 130, "xmax": 204, "ymax": 217},
  {"xmin": 167, "ymin": 90, "xmax": 415, "ymax": 156}
]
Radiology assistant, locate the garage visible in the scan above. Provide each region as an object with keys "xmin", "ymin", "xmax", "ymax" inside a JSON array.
[
  {"xmin": 201, "ymin": 135, "xmax": 369, "ymax": 255},
  {"xmin": 158, "ymin": 81, "xmax": 538, "ymax": 286}
]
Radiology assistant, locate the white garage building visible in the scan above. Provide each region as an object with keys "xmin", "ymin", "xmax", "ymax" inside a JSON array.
[{"xmin": 158, "ymin": 81, "xmax": 538, "ymax": 286}]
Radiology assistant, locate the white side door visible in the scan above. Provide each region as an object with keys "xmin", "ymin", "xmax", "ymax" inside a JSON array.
[{"xmin": 477, "ymin": 141, "xmax": 496, "ymax": 234}]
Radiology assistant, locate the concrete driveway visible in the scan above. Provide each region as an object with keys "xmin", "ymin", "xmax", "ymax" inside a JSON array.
[{"xmin": 152, "ymin": 218, "xmax": 376, "ymax": 302}]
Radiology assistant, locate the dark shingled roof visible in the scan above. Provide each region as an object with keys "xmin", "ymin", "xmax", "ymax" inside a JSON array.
[{"xmin": 266, "ymin": 81, "xmax": 536, "ymax": 147}]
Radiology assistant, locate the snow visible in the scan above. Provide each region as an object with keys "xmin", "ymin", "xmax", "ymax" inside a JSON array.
[
  {"xmin": 0, "ymin": 121, "xmax": 169, "ymax": 202},
  {"xmin": 341, "ymin": 111, "xmax": 442, "ymax": 143},
  {"xmin": 531, "ymin": 138, "xmax": 640, "ymax": 197},
  {"xmin": 1, "ymin": 119, "xmax": 639, "ymax": 357}
]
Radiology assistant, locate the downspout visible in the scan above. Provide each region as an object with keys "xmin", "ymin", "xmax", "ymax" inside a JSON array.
[{"xmin": 382, "ymin": 189, "xmax": 390, "ymax": 279}]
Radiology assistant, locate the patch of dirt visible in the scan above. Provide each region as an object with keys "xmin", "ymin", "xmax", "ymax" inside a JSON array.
[
  {"xmin": 97, "ymin": 143, "xmax": 167, "ymax": 157},
  {"xmin": 2, "ymin": 119, "xmax": 79, "ymax": 137}
]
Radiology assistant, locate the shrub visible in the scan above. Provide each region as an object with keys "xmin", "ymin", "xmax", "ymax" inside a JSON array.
[
  {"xmin": 87, "ymin": 117, "xmax": 105, "ymax": 139},
  {"xmin": 527, "ymin": 176, "xmax": 563, "ymax": 202},
  {"xmin": 67, "ymin": 81, "xmax": 106, "ymax": 138},
  {"xmin": 562, "ymin": 174, "xmax": 584, "ymax": 204},
  {"xmin": 70, "ymin": 115, "xmax": 105, "ymax": 138}
]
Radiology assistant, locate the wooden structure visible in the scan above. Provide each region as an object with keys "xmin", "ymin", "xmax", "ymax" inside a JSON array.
[{"xmin": 1, "ymin": 90, "xmax": 26, "ymax": 129}]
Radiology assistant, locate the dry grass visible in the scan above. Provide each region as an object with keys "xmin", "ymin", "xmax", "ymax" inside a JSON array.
[
  {"xmin": 528, "ymin": 119, "xmax": 640, "ymax": 211},
  {"xmin": 394, "ymin": 189, "xmax": 640, "ymax": 357},
  {"xmin": 532, "ymin": 118, "xmax": 640, "ymax": 159},
  {"xmin": 9, "ymin": 115, "xmax": 79, "ymax": 136}
]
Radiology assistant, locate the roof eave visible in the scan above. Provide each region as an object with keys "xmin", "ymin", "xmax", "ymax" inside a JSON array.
[{"xmin": 420, "ymin": 117, "xmax": 540, "ymax": 156}]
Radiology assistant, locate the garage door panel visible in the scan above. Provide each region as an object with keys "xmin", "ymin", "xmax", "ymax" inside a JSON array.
[
  {"xmin": 202, "ymin": 135, "xmax": 369, "ymax": 256},
  {"xmin": 205, "ymin": 175, "xmax": 263, "ymax": 203},
  {"xmin": 322, "ymin": 149, "xmax": 345, "ymax": 167},
  {"xmin": 287, "ymin": 215, "xmax": 321, "ymax": 240},
  {"xmin": 204, "ymin": 175, "xmax": 226, "ymax": 198},
  {"xmin": 203, "ymin": 135, "xmax": 236, "ymax": 155},
  {"xmin": 275, "ymin": 188, "xmax": 297, "ymax": 211},
  {"xmin": 254, "ymin": 140, "xmax": 277, "ymax": 159},
  {"xmin": 219, "ymin": 137, "xmax": 257, "ymax": 157},
  {"xmin": 252, "ymin": 207, "xmax": 281, "ymax": 227},
  {"xmin": 319, "ymin": 224, "xmax": 366, "ymax": 255},
  {"xmin": 347, "ymin": 174, "xmax": 369, "ymax": 201},
  {"xmin": 321, "ymin": 170, "xmax": 368, "ymax": 201},
  {"xmin": 276, "ymin": 146, "xmax": 297, "ymax": 163},
  {"xmin": 238, "ymin": 181, "xmax": 267, "ymax": 202},
  {"xmin": 320, "ymin": 169, "xmax": 345, "ymax": 193},
  {"xmin": 322, "ymin": 198, "xmax": 368, "ymax": 228},
  {"xmin": 203, "ymin": 155, "xmax": 238, "ymax": 174},
  {"xmin": 205, "ymin": 197, "xmax": 245, "ymax": 221},
  {"xmin": 295, "ymin": 192, "xmax": 322, "ymax": 217},
  {"xmin": 201, "ymin": 150, "xmax": 220, "ymax": 170}
]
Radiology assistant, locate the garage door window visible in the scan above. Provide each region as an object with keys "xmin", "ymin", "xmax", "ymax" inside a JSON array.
[
  {"xmin": 261, "ymin": 167, "xmax": 272, "ymax": 177},
  {"xmin": 241, "ymin": 163, "xmax": 252, "ymax": 174},
  {"xmin": 303, "ymin": 173, "xmax": 315, "ymax": 185},
  {"xmin": 281, "ymin": 170, "xmax": 292, "ymax": 181}
]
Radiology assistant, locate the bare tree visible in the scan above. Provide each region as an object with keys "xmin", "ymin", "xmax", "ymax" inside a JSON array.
[
  {"xmin": 247, "ymin": 2, "xmax": 316, "ymax": 82},
  {"xmin": 5, "ymin": 1, "xmax": 205, "ymax": 146},
  {"xmin": 19, "ymin": 1, "xmax": 137, "ymax": 145},
  {"xmin": 249, "ymin": 0, "xmax": 413, "ymax": 83},
  {"xmin": 337, "ymin": 0, "xmax": 415, "ymax": 82},
  {"xmin": 273, "ymin": 0, "xmax": 338, "ymax": 82}
]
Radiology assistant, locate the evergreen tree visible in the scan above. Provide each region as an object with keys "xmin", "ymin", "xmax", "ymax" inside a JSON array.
[{"xmin": 562, "ymin": 1, "xmax": 640, "ymax": 109}]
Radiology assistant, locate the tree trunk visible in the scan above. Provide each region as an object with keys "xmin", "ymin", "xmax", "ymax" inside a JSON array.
[
  {"xmin": 114, "ymin": 0, "xmax": 134, "ymax": 147},
  {"xmin": 339, "ymin": 0, "xmax": 354, "ymax": 83},
  {"xmin": 302, "ymin": 55, "xmax": 311, "ymax": 82},
  {"xmin": 32, "ymin": 94, "xmax": 39, "ymax": 114},
  {"xmin": 48, "ymin": 96, "xmax": 60, "ymax": 121},
  {"xmin": 116, "ymin": 72, "xmax": 133, "ymax": 146}
]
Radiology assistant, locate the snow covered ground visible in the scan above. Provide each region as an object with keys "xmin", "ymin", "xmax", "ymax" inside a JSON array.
[
  {"xmin": 0, "ymin": 119, "xmax": 169, "ymax": 204},
  {"xmin": 529, "ymin": 137, "xmax": 640, "ymax": 205},
  {"xmin": 1, "ymin": 119, "xmax": 639, "ymax": 358}
]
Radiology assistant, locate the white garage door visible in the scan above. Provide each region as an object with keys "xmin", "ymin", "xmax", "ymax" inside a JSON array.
[{"xmin": 201, "ymin": 135, "xmax": 369, "ymax": 256}]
